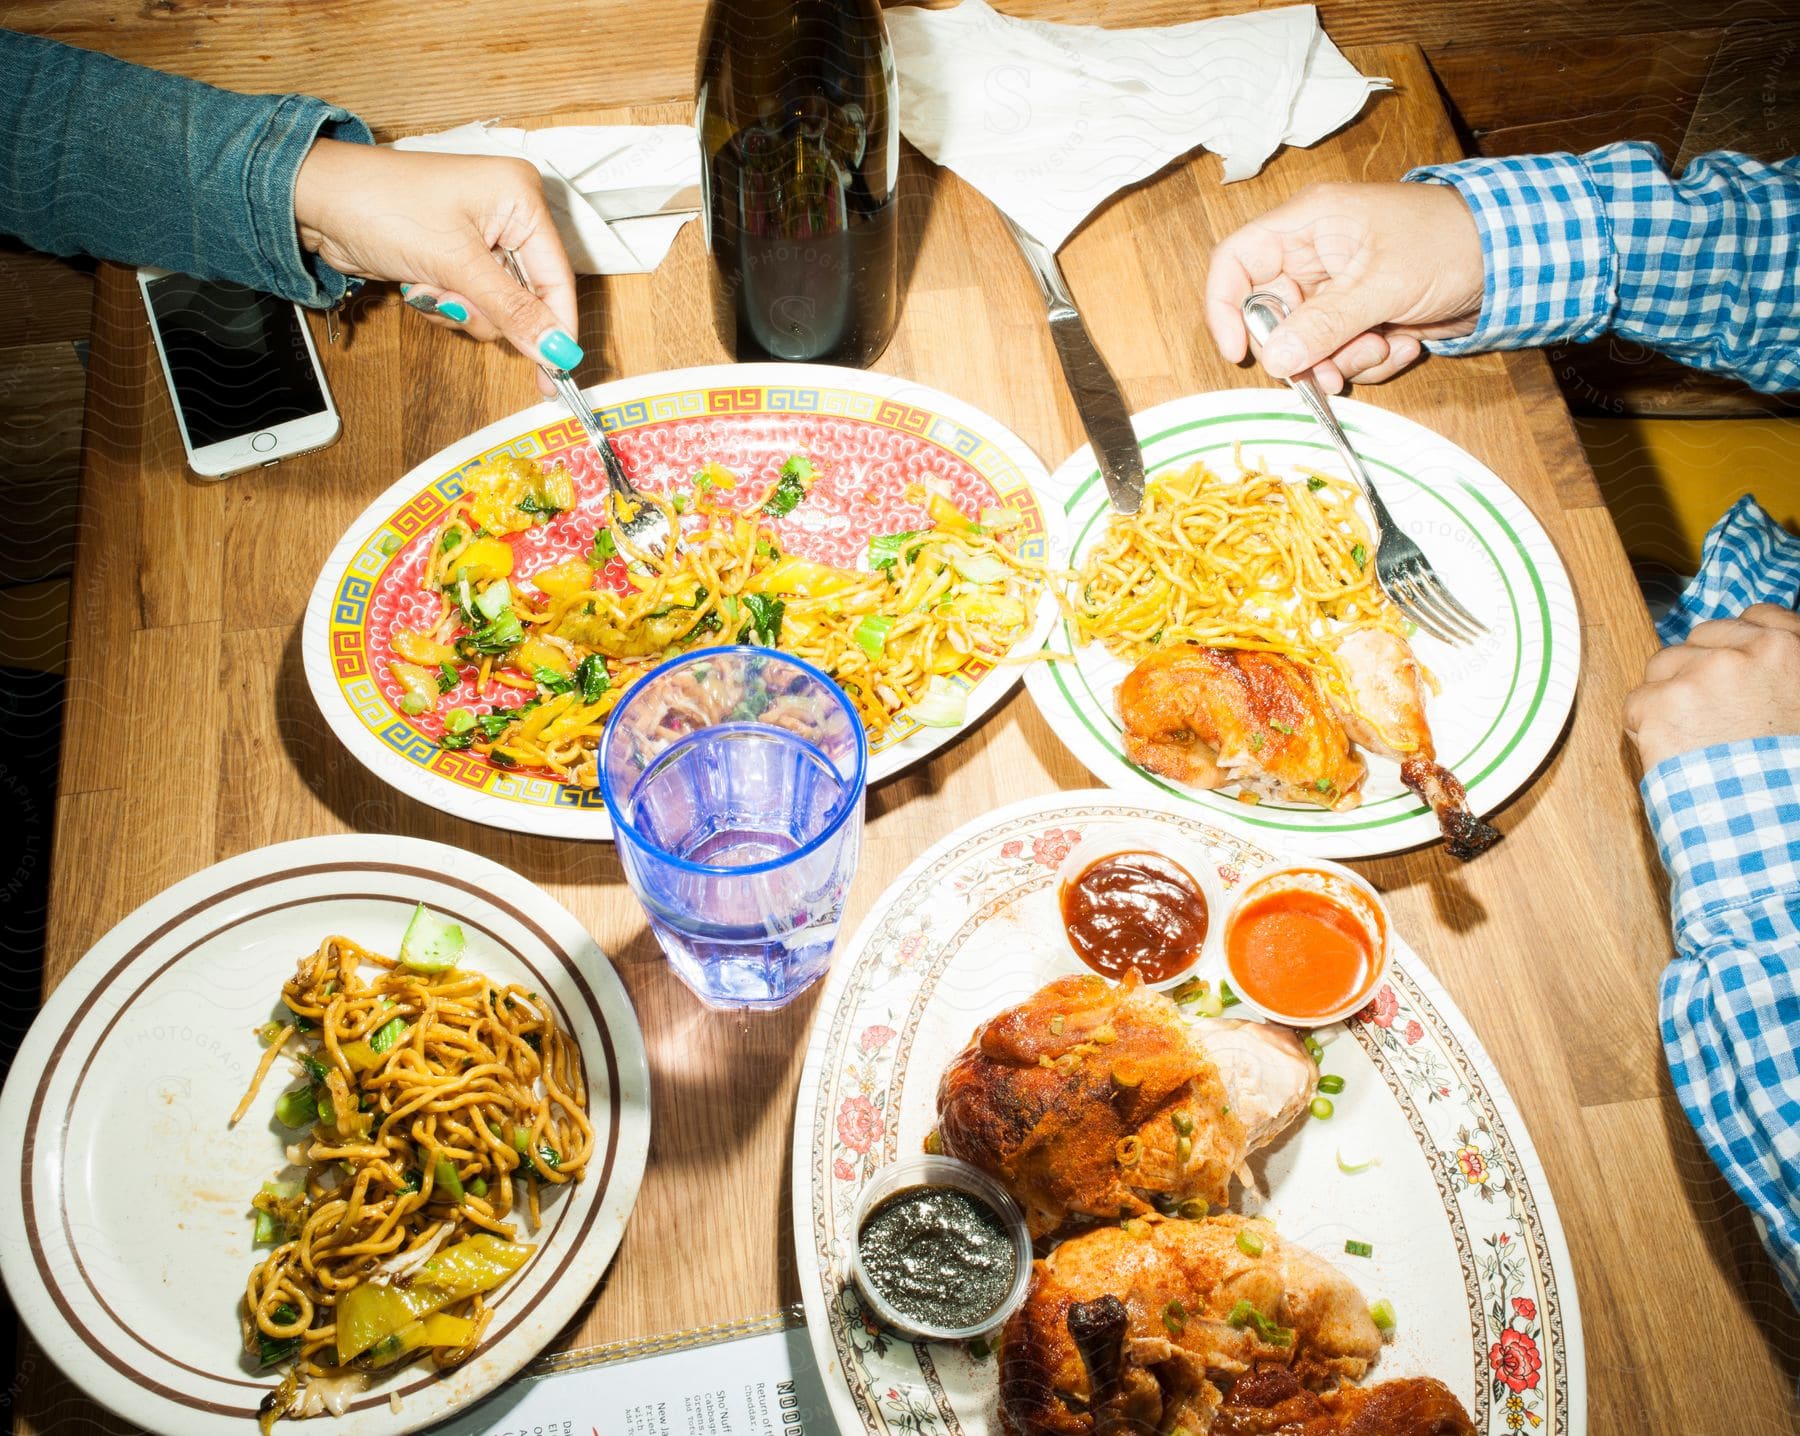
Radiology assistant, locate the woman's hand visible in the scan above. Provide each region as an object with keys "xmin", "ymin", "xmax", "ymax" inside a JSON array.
[
  {"xmin": 1204, "ymin": 181, "xmax": 1484, "ymax": 393},
  {"xmin": 294, "ymin": 140, "xmax": 582, "ymax": 391},
  {"xmin": 1625, "ymin": 605, "xmax": 1800, "ymax": 773}
]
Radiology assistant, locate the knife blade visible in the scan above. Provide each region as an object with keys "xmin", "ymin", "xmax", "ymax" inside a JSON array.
[{"xmin": 1002, "ymin": 214, "xmax": 1145, "ymax": 514}]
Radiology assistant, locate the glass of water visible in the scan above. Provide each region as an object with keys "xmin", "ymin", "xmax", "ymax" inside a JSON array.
[{"xmin": 598, "ymin": 645, "xmax": 868, "ymax": 1009}]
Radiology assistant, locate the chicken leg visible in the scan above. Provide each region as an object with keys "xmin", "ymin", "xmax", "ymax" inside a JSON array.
[{"xmin": 1332, "ymin": 628, "xmax": 1500, "ymax": 860}]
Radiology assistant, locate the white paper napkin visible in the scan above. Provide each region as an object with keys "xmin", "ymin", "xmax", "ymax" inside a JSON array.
[
  {"xmin": 391, "ymin": 121, "xmax": 699, "ymax": 274},
  {"xmin": 886, "ymin": 0, "xmax": 1388, "ymax": 249}
]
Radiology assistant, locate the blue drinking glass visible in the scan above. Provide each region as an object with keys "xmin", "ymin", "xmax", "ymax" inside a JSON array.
[{"xmin": 598, "ymin": 645, "xmax": 869, "ymax": 1009}]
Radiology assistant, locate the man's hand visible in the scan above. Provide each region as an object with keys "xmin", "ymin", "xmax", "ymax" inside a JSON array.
[
  {"xmin": 1204, "ymin": 180, "xmax": 1485, "ymax": 393},
  {"xmin": 294, "ymin": 141, "xmax": 582, "ymax": 392},
  {"xmin": 1625, "ymin": 605, "xmax": 1800, "ymax": 773}
]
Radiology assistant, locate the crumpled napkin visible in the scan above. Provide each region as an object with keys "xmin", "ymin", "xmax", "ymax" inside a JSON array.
[
  {"xmin": 391, "ymin": 120, "xmax": 699, "ymax": 273},
  {"xmin": 886, "ymin": 0, "xmax": 1389, "ymax": 249}
]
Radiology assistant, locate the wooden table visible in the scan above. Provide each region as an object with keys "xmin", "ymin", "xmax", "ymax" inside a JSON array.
[{"xmin": 17, "ymin": 18, "xmax": 1798, "ymax": 1436}]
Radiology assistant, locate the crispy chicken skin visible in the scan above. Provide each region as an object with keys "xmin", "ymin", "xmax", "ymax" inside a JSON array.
[
  {"xmin": 997, "ymin": 1215, "xmax": 1384, "ymax": 1436},
  {"xmin": 935, "ymin": 975, "xmax": 1316, "ymax": 1238},
  {"xmin": 1118, "ymin": 649, "xmax": 1366, "ymax": 811},
  {"xmin": 937, "ymin": 973, "xmax": 1250, "ymax": 1237},
  {"xmin": 1332, "ymin": 629, "xmax": 1500, "ymax": 861},
  {"xmin": 1212, "ymin": 1368, "xmax": 1477, "ymax": 1436}
]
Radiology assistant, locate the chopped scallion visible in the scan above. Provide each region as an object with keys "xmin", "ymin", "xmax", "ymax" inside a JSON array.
[
  {"xmin": 1161, "ymin": 1298, "xmax": 1187, "ymax": 1336},
  {"xmin": 1310, "ymin": 1096, "xmax": 1335, "ymax": 1120},
  {"xmin": 1318, "ymin": 1073, "xmax": 1345, "ymax": 1094},
  {"xmin": 1344, "ymin": 1239, "xmax": 1373, "ymax": 1258},
  {"xmin": 1236, "ymin": 1228, "xmax": 1265, "ymax": 1258},
  {"xmin": 1370, "ymin": 1299, "xmax": 1396, "ymax": 1332}
]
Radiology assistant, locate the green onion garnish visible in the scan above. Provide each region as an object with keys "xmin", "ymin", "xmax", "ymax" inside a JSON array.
[
  {"xmin": 1310, "ymin": 1096, "xmax": 1335, "ymax": 1120},
  {"xmin": 1226, "ymin": 1299, "xmax": 1294, "ymax": 1347},
  {"xmin": 1318, "ymin": 1074, "xmax": 1345, "ymax": 1094},
  {"xmin": 1344, "ymin": 1239, "xmax": 1373, "ymax": 1258},
  {"xmin": 1370, "ymin": 1299, "xmax": 1396, "ymax": 1332},
  {"xmin": 1236, "ymin": 1228, "xmax": 1265, "ymax": 1258},
  {"xmin": 1177, "ymin": 1198, "xmax": 1208, "ymax": 1219},
  {"xmin": 1218, "ymin": 981, "xmax": 1240, "ymax": 1009},
  {"xmin": 1171, "ymin": 1110, "xmax": 1194, "ymax": 1136},
  {"xmin": 1161, "ymin": 1298, "xmax": 1187, "ymax": 1336},
  {"xmin": 1303, "ymin": 1034, "xmax": 1324, "ymax": 1063},
  {"xmin": 1176, "ymin": 1134, "xmax": 1193, "ymax": 1164},
  {"xmin": 1337, "ymin": 1148, "xmax": 1381, "ymax": 1174}
]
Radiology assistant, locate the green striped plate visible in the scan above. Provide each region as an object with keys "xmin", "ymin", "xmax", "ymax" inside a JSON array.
[{"xmin": 1022, "ymin": 390, "xmax": 1581, "ymax": 859}]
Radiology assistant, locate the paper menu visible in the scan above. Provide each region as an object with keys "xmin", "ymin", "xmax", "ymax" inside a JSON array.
[{"xmin": 431, "ymin": 1310, "xmax": 834, "ymax": 1436}]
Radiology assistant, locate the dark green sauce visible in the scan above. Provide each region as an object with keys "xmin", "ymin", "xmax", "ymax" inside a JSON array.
[{"xmin": 857, "ymin": 1184, "xmax": 1017, "ymax": 1331}]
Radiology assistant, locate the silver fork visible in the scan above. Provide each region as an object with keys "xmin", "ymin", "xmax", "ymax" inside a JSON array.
[
  {"xmin": 1241, "ymin": 292, "xmax": 1486, "ymax": 645},
  {"xmin": 498, "ymin": 249, "xmax": 669, "ymax": 553}
]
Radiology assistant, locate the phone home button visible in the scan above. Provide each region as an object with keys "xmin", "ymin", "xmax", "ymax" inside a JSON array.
[{"xmin": 250, "ymin": 432, "xmax": 277, "ymax": 452}]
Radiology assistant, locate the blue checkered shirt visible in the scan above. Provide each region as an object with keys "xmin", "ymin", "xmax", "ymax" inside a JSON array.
[
  {"xmin": 1406, "ymin": 143, "xmax": 1800, "ymax": 393},
  {"xmin": 1640, "ymin": 497, "xmax": 1800, "ymax": 1308}
]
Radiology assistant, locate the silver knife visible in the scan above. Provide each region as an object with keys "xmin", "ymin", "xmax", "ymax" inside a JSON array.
[{"xmin": 1002, "ymin": 213, "xmax": 1145, "ymax": 514}]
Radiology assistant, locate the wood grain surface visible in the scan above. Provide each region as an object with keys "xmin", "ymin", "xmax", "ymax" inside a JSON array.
[{"xmin": 13, "ymin": 26, "xmax": 1798, "ymax": 1436}]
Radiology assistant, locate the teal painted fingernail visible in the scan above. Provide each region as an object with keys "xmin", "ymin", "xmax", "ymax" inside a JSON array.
[
  {"xmin": 405, "ymin": 292, "xmax": 439, "ymax": 315},
  {"xmin": 437, "ymin": 300, "xmax": 469, "ymax": 323},
  {"xmin": 399, "ymin": 283, "xmax": 414, "ymax": 296},
  {"xmin": 538, "ymin": 328, "xmax": 583, "ymax": 369}
]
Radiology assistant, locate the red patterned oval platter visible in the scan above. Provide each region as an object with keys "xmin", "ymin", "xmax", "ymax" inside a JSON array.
[{"xmin": 303, "ymin": 364, "xmax": 1065, "ymax": 839}]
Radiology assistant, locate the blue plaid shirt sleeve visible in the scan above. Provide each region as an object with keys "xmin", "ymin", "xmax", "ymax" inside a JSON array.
[
  {"xmin": 1638, "ymin": 495, "xmax": 1800, "ymax": 1308},
  {"xmin": 1404, "ymin": 143, "xmax": 1800, "ymax": 394},
  {"xmin": 1641, "ymin": 741, "xmax": 1800, "ymax": 1308}
]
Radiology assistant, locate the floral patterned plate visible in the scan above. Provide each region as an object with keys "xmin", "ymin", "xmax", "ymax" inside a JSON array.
[
  {"xmin": 792, "ymin": 792, "xmax": 1585, "ymax": 1436},
  {"xmin": 303, "ymin": 364, "xmax": 1063, "ymax": 839}
]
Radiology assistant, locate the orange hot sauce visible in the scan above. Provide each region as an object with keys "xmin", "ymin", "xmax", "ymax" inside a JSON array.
[{"xmin": 1226, "ymin": 884, "xmax": 1378, "ymax": 1019}]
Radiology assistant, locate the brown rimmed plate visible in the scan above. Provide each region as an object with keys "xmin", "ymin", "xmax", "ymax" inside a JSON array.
[{"xmin": 0, "ymin": 835, "xmax": 650, "ymax": 1435}]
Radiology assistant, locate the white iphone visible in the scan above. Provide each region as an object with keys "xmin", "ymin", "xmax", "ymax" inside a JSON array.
[{"xmin": 138, "ymin": 267, "xmax": 341, "ymax": 479}]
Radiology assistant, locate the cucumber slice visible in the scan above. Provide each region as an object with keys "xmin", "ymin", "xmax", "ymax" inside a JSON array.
[
  {"xmin": 399, "ymin": 903, "xmax": 465, "ymax": 973},
  {"xmin": 473, "ymin": 579, "xmax": 513, "ymax": 622}
]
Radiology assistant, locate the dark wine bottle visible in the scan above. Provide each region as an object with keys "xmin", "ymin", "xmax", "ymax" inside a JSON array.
[{"xmin": 696, "ymin": 0, "xmax": 900, "ymax": 367}]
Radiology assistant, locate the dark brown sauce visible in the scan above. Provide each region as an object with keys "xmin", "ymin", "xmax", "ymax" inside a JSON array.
[
  {"xmin": 857, "ymin": 1185, "xmax": 1017, "ymax": 1331},
  {"xmin": 1061, "ymin": 851, "xmax": 1208, "ymax": 982}
]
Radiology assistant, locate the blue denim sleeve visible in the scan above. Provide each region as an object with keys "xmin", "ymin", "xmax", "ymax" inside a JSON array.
[{"xmin": 0, "ymin": 30, "xmax": 372, "ymax": 306}]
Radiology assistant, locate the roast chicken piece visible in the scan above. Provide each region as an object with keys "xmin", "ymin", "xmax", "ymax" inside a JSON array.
[
  {"xmin": 997, "ymin": 1214, "xmax": 1385, "ymax": 1436},
  {"xmin": 1200, "ymin": 1020, "xmax": 1318, "ymax": 1164},
  {"xmin": 1332, "ymin": 629, "xmax": 1500, "ymax": 861},
  {"xmin": 935, "ymin": 973, "xmax": 1314, "ymax": 1237},
  {"xmin": 1118, "ymin": 649, "xmax": 1366, "ymax": 811},
  {"xmin": 1212, "ymin": 1368, "xmax": 1477, "ymax": 1436}
]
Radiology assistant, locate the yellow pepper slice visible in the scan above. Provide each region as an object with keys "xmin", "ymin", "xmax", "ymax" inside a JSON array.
[{"xmin": 335, "ymin": 1236, "xmax": 532, "ymax": 1360}]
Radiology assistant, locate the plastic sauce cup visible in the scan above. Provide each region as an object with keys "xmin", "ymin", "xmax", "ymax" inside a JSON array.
[
  {"xmin": 847, "ymin": 1156, "xmax": 1033, "ymax": 1342},
  {"xmin": 1053, "ymin": 827, "xmax": 1225, "ymax": 992},
  {"xmin": 1221, "ymin": 861, "xmax": 1390, "ymax": 1027}
]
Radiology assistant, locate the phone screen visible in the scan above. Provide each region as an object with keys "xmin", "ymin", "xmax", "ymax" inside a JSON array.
[{"xmin": 144, "ymin": 275, "xmax": 328, "ymax": 449}]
